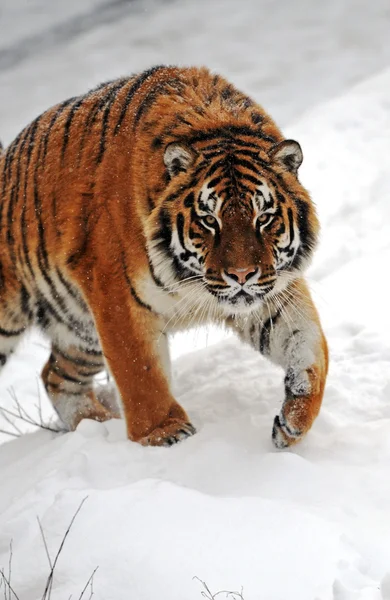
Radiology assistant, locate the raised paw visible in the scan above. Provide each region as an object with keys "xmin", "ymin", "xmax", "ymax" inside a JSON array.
[
  {"xmin": 272, "ymin": 414, "xmax": 303, "ymax": 449},
  {"xmin": 139, "ymin": 418, "xmax": 196, "ymax": 447},
  {"xmin": 272, "ymin": 395, "xmax": 316, "ymax": 449}
]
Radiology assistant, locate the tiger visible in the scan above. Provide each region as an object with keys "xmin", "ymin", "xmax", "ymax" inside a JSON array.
[{"xmin": 0, "ymin": 65, "xmax": 328, "ymax": 448}]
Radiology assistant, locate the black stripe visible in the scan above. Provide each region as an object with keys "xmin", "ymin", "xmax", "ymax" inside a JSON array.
[
  {"xmin": 7, "ymin": 119, "xmax": 40, "ymax": 267},
  {"xmin": 0, "ymin": 354, "xmax": 7, "ymax": 366},
  {"xmin": 287, "ymin": 207, "xmax": 295, "ymax": 247},
  {"xmin": 114, "ymin": 66, "xmax": 166, "ymax": 135},
  {"xmin": 207, "ymin": 176, "xmax": 224, "ymax": 189},
  {"xmin": 186, "ymin": 125, "xmax": 276, "ymax": 145},
  {"xmin": 249, "ymin": 323, "xmax": 257, "ymax": 345},
  {"xmin": 290, "ymin": 199, "xmax": 315, "ymax": 269},
  {"xmin": 204, "ymin": 157, "xmax": 227, "ymax": 179},
  {"xmin": 54, "ymin": 346, "xmax": 103, "ymax": 370},
  {"xmin": 159, "ymin": 207, "xmax": 172, "ymax": 248},
  {"xmin": 234, "ymin": 170, "xmax": 263, "ymax": 187},
  {"xmin": 234, "ymin": 148, "xmax": 262, "ymax": 160},
  {"xmin": 61, "ymin": 97, "xmax": 85, "ymax": 161},
  {"xmin": 42, "ymin": 98, "xmax": 76, "ymax": 163},
  {"xmin": 45, "ymin": 382, "xmax": 85, "ymax": 396},
  {"xmin": 147, "ymin": 195, "xmax": 155, "ymax": 212},
  {"xmin": 259, "ymin": 317, "xmax": 273, "ymax": 355},
  {"xmin": 20, "ymin": 116, "xmax": 44, "ymax": 277},
  {"xmin": 20, "ymin": 286, "xmax": 33, "ymax": 320},
  {"xmin": 56, "ymin": 268, "xmax": 88, "ymax": 310},
  {"xmin": 66, "ymin": 207, "xmax": 91, "ymax": 268},
  {"xmin": 96, "ymin": 79, "xmax": 129, "ymax": 164},
  {"xmin": 77, "ymin": 94, "xmax": 107, "ymax": 161},
  {"xmin": 0, "ymin": 325, "xmax": 25, "ymax": 337},
  {"xmin": 147, "ymin": 255, "xmax": 169, "ymax": 291},
  {"xmin": 231, "ymin": 156, "xmax": 262, "ymax": 176},
  {"xmin": 49, "ymin": 356, "xmax": 90, "ymax": 385},
  {"xmin": 176, "ymin": 213, "xmax": 187, "ymax": 251},
  {"xmin": 121, "ymin": 252, "xmax": 154, "ymax": 313},
  {"xmin": 0, "ymin": 129, "xmax": 27, "ymax": 231},
  {"xmin": 133, "ymin": 78, "xmax": 183, "ymax": 130}
]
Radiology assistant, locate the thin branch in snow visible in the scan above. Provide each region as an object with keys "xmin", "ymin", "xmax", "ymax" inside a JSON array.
[
  {"xmin": 0, "ymin": 573, "xmax": 20, "ymax": 600},
  {"xmin": 193, "ymin": 577, "xmax": 245, "ymax": 600},
  {"xmin": 0, "ymin": 388, "xmax": 63, "ymax": 436},
  {"xmin": 0, "ymin": 407, "xmax": 24, "ymax": 436},
  {"xmin": 77, "ymin": 567, "xmax": 98, "ymax": 600},
  {"xmin": 41, "ymin": 497, "xmax": 89, "ymax": 600},
  {"xmin": 1, "ymin": 500, "xmax": 99, "ymax": 600},
  {"xmin": 35, "ymin": 379, "xmax": 44, "ymax": 429},
  {"xmin": 0, "ymin": 429, "xmax": 18, "ymax": 438},
  {"xmin": 0, "ymin": 544, "xmax": 20, "ymax": 600},
  {"xmin": 8, "ymin": 542, "xmax": 12, "ymax": 600},
  {"xmin": 37, "ymin": 518, "xmax": 53, "ymax": 572}
]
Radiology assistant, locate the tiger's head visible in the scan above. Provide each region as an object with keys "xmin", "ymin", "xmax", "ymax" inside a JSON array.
[{"xmin": 147, "ymin": 134, "xmax": 318, "ymax": 316}]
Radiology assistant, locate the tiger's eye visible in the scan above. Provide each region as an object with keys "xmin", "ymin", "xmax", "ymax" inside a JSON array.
[
  {"xmin": 258, "ymin": 213, "xmax": 270, "ymax": 224},
  {"xmin": 203, "ymin": 215, "xmax": 217, "ymax": 227}
]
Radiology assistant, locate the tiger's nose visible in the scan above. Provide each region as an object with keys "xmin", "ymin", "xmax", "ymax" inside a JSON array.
[{"xmin": 224, "ymin": 266, "xmax": 259, "ymax": 285}]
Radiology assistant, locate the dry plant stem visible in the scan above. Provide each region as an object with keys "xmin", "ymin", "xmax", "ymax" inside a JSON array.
[
  {"xmin": 77, "ymin": 567, "xmax": 98, "ymax": 600},
  {"xmin": 40, "ymin": 497, "xmax": 89, "ymax": 600},
  {"xmin": 1, "ymin": 500, "xmax": 98, "ymax": 600},
  {"xmin": 0, "ymin": 542, "xmax": 20, "ymax": 600},
  {"xmin": 0, "ymin": 388, "xmax": 62, "ymax": 437},
  {"xmin": 194, "ymin": 577, "xmax": 245, "ymax": 600}
]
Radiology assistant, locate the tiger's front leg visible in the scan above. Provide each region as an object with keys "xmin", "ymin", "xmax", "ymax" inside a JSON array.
[
  {"xmin": 236, "ymin": 278, "xmax": 328, "ymax": 448},
  {"xmin": 73, "ymin": 260, "xmax": 195, "ymax": 446}
]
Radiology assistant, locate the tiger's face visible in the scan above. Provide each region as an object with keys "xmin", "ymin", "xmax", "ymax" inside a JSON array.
[{"xmin": 148, "ymin": 139, "xmax": 318, "ymax": 316}]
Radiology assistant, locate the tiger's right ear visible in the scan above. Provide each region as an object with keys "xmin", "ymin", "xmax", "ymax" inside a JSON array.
[{"xmin": 164, "ymin": 143, "xmax": 196, "ymax": 177}]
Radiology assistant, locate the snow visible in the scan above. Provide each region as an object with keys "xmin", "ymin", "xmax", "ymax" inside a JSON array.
[{"xmin": 1, "ymin": 1, "xmax": 390, "ymax": 599}]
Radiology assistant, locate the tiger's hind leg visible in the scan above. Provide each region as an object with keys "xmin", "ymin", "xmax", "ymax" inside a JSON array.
[
  {"xmin": 0, "ymin": 285, "xmax": 31, "ymax": 371},
  {"xmin": 41, "ymin": 344, "xmax": 120, "ymax": 431}
]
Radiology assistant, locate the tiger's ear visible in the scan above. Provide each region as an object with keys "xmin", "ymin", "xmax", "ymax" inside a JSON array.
[
  {"xmin": 270, "ymin": 140, "xmax": 303, "ymax": 175},
  {"xmin": 164, "ymin": 143, "xmax": 196, "ymax": 177}
]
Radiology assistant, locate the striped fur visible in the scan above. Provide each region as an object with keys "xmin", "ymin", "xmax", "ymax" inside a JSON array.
[{"xmin": 0, "ymin": 66, "xmax": 328, "ymax": 447}]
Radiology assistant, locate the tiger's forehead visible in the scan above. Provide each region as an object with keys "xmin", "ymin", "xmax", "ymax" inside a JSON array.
[{"xmin": 197, "ymin": 180, "xmax": 275, "ymax": 214}]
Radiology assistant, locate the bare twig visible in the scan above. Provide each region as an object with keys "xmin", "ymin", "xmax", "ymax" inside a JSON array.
[
  {"xmin": 0, "ymin": 572, "xmax": 20, "ymax": 600},
  {"xmin": 37, "ymin": 518, "xmax": 53, "ymax": 571},
  {"xmin": 1, "ymin": 500, "xmax": 99, "ymax": 600},
  {"xmin": 193, "ymin": 577, "xmax": 245, "ymax": 600},
  {"xmin": 0, "ymin": 409, "xmax": 23, "ymax": 436},
  {"xmin": 78, "ymin": 567, "xmax": 98, "ymax": 600},
  {"xmin": 41, "ymin": 497, "xmax": 89, "ymax": 600},
  {"xmin": 0, "ymin": 388, "xmax": 63, "ymax": 436},
  {"xmin": 0, "ymin": 429, "xmax": 19, "ymax": 438},
  {"xmin": 35, "ymin": 379, "xmax": 44, "ymax": 429},
  {"xmin": 8, "ymin": 542, "xmax": 12, "ymax": 600}
]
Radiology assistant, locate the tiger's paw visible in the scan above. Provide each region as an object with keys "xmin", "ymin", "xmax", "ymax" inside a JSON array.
[
  {"xmin": 272, "ymin": 395, "xmax": 315, "ymax": 449},
  {"xmin": 272, "ymin": 414, "xmax": 303, "ymax": 449},
  {"xmin": 139, "ymin": 418, "xmax": 196, "ymax": 447}
]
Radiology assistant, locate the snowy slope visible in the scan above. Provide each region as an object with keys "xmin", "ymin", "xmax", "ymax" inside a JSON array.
[
  {"xmin": 1, "ymin": 65, "xmax": 390, "ymax": 599},
  {"xmin": 1, "ymin": 1, "xmax": 390, "ymax": 598}
]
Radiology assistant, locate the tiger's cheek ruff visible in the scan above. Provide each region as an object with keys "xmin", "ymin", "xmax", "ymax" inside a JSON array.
[{"xmin": 170, "ymin": 212, "xmax": 205, "ymax": 276}]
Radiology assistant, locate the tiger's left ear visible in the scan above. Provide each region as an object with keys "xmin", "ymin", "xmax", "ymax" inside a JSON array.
[
  {"xmin": 270, "ymin": 140, "xmax": 303, "ymax": 175},
  {"xmin": 164, "ymin": 143, "xmax": 196, "ymax": 177}
]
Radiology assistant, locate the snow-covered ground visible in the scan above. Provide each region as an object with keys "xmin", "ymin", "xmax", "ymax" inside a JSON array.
[{"xmin": 1, "ymin": 1, "xmax": 390, "ymax": 599}]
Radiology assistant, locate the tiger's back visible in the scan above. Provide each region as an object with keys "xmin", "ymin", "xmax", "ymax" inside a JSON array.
[{"xmin": 0, "ymin": 66, "xmax": 328, "ymax": 448}]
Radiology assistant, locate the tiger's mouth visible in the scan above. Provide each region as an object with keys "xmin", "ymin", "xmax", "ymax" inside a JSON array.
[{"xmin": 205, "ymin": 284, "xmax": 272, "ymax": 312}]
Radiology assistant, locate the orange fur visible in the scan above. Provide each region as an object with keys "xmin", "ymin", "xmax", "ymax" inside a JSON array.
[{"xmin": 0, "ymin": 66, "xmax": 327, "ymax": 447}]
